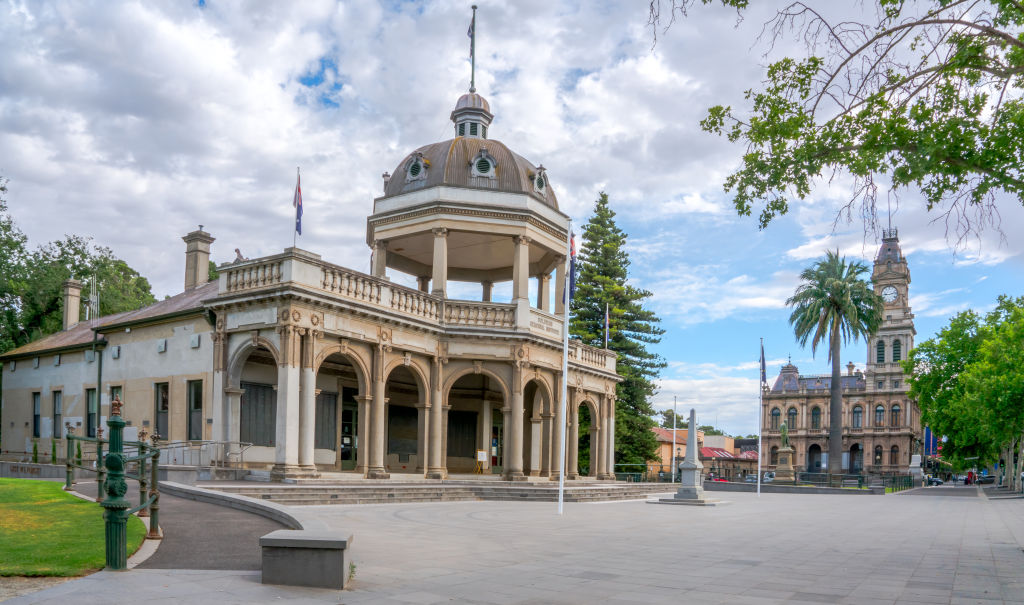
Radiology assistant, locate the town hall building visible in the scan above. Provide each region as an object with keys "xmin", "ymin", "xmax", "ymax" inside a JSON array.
[
  {"xmin": 0, "ymin": 89, "xmax": 622, "ymax": 482},
  {"xmin": 761, "ymin": 229, "xmax": 921, "ymax": 475}
]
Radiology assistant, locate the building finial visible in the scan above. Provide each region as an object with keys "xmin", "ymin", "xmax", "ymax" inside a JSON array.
[{"xmin": 468, "ymin": 5, "xmax": 478, "ymax": 93}]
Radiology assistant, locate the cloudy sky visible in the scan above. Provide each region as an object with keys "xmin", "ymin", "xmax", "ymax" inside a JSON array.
[{"xmin": 3, "ymin": 1, "xmax": 1023, "ymax": 436}]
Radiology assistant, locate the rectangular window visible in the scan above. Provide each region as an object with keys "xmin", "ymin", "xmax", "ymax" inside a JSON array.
[
  {"xmin": 52, "ymin": 391, "xmax": 63, "ymax": 439},
  {"xmin": 877, "ymin": 381, "xmax": 884, "ymax": 389},
  {"xmin": 240, "ymin": 382, "xmax": 276, "ymax": 446},
  {"xmin": 154, "ymin": 383, "xmax": 169, "ymax": 439},
  {"xmin": 110, "ymin": 385, "xmax": 123, "ymax": 405},
  {"xmin": 893, "ymin": 380, "xmax": 900, "ymax": 389},
  {"xmin": 32, "ymin": 392, "xmax": 41, "ymax": 438},
  {"xmin": 458, "ymin": 123, "xmax": 465, "ymax": 136},
  {"xmin": 187, "ymin": 380, "xmax": 203, "ymax": 441},
  {"xmin": 469, "ymin": 123, "xmax": 478, "ymax": 136},
  {"xmin": 481, "ymin": 125, "xmax": 487, "ymax": 138},
  {"xmin": 86, "ymin": 388, "xmax": 98, "ymax": 438}
]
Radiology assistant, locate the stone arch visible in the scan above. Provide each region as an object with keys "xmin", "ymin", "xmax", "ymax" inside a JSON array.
[
  {"xmin": 443, "ymin": 366, "xmax": 511, "ymax": 406},
  {"xmin": 383, "ymin": 355, "xmax": 430, "ymax": 401},
  {"xmin": 522, "ymin": 377, "xmax": 553, "ymax": 477},
  {"xmin": 227, "ymin": 335, "xmax": 280, "ymax": 388},
  {"xmin": 312, "ymin": 344, "xmax": 371, "ymax": 396}
]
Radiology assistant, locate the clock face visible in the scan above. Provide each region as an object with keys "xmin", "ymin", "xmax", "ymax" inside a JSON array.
[{"xmin": 881, "ymin": 286, "xmax": 898, "ymax": 303}]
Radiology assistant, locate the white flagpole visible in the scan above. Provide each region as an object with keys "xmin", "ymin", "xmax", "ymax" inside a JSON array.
[
  {"xmin": 557, "ymin": 219, "xmax": 572, "ymax": 515},
  {"xmin": 757, "ymin": 337, "xmax": 763, "ymax": 497},
  {"xmin": 671, "ymin": 396, "xmax": 677, "ymax": 483}
]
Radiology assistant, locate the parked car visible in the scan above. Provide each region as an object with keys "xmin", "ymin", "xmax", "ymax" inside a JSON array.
[
  {"xmin": 927, "ymin": 476, "xmax": 944, "ymax": 486},
  {"xmin": 744, "ymin": 475, "xmax": 757, "ymax": 483},
  {"xmin": 763, "ymin": 471, "xmax": 775, "ymax": 483},
  {"xmin": 976, "ymin": 475, "xmax": 995, "ymax": 484},
  {"xmin": 709, "ymin": 477, "xmax": 728, "ymax": 482}
]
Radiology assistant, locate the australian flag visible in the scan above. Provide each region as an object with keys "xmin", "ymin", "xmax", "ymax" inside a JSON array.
[
  {"xmin": 760, "ymin": 342, "xmax": 767, "ymax": 385},
  {"xmin": 293, "ymin": 169, "xmax": 303, "ymax": 235}
]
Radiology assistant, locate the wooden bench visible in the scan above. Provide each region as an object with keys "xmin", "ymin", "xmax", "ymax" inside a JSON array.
[{"xmin": 260, "ymin": 529, "xmax": 353, "ymax": 589}]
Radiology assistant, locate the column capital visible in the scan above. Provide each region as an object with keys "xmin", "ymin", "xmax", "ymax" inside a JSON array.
[
  {"xmin": 432, "ymin": 227, "xmax": 449, "ymax": 238},
  {"xmin": 514, "ymin": 235, "xmax": 531, "ymax": 246},
  {"xmin": 374, "ymin": 239, "xmax": 388, "ymax": 250}
]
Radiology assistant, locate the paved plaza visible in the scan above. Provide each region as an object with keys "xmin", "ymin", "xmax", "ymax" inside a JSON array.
[{"xmin": 7, "ymin": 486, "xmax": 1024, "ymax": 604}]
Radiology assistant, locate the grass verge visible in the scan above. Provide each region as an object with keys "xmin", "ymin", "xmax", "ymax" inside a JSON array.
[{"xmin": 0, "ymin": 478, "xmax": 146, "ymax": 576}]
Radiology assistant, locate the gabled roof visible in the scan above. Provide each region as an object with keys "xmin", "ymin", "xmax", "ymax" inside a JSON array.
[
  {"xmin": 0, "ymin": 281, "xmax": 217, "ymax": 360},
  {"xmin": 700, "ymin": 447, "xmax": 735, "ymax": 459},
  {"xmin": 652, "ymin": 427, "xmax": 690, "ymax": 445}
]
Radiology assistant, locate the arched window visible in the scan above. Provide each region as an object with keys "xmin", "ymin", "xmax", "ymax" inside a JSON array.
[
  {"xmin": 891, "ymin": 404, "xmax": 901, "ymax": 427},
  {"xmin": 892, "ymin": 339, "xmax": 902, "ymax": 362},
  {"xmin": 874, "ymin": 445, "xmax": 883, "ymax": 465},
  {"xmin": 875, "ymin": 404, "xmax": 885, "ymax": 426},
  {"xmin": 876, "ymin": 340, "xmax": 886, "ymax": 363},
  {"xmin": 852, "ymin": 405, "xmax": 863, "ymax": 428},
  {"xmin": 811, "ymin": 407, "xmax": 821, "ymax": 429},
  {"xmin": 890, "ymin": 445, "xmax": 900, "ymax": 465},
  {"xmin": 787, "ymin": 407, "xmax": 798, "ymax": 429},
  {"xmin": 770, "ymin": 408, "xmax": 780, "ymax": 430},
  {"xmin": 770, "ymin": 446, "xmax": 779, "ymax": 465}
]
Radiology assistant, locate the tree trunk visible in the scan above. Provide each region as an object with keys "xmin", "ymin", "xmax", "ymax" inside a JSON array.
[{"xmin": 828, "ymin": 322, "xmax": 843, "ymax": 476}]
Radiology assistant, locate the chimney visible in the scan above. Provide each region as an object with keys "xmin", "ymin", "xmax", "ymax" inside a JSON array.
[
  {"xmin": 182, "ymin": 227, "xmax": 215, "ymax": 290},
  {"xmin": 847, "ymin": 361, "xmax": 855, "ymax": 376},
  {"xmin": 62, "ymin": 279, "xmax": 83, "ymax": 330}
]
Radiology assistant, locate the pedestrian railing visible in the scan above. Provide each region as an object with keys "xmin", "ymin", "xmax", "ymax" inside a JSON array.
[
  {"xmin": 154, "ymin": 439, "xmax": 252, "ymax": 468},
  {"xmin": 65, "ymin": 397, "xmax": 162, "ymax": 570}
]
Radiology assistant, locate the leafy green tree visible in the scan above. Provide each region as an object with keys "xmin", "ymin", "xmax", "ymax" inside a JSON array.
[
  {"xmin": 658, "ymin": 408, "xmax": 687, "ymax": 429},
  {"xmin": 208, "ymin": 260, "xmax": 219, "ymax": 282},
  {"xmin": 0, "ymin": 177, "xmax": 28, "ymax": 354},
  {"xmin": 787, "ymin": 250, "xmax": 882, "ymax": 474},
  {"xmin": 699, "ymin": 424, "xmax": 725, "ymax": 436},
  {"xmin": 571, "ymin": 192, "xmax": 666, "ymax": 468},
  {"xmin": 652, "ymin": 1, "xmax": 1024, "ymax": 241}
]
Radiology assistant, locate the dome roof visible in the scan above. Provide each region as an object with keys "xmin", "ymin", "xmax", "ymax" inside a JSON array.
[
  {"xmin": 381, "ymin": 137, "xmax": 558, "ymax": 209},
  {"xmin": 454, "ymin": 92, "xmax": 490, "ymax": 114}
]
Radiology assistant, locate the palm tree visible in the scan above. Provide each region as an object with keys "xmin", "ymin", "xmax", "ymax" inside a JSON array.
[{"xmin": 787, "ymin": 250, "xmax": 882, "ymax": 477}]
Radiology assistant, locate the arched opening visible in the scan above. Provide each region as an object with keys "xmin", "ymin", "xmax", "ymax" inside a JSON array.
[
  {"xmin": 873, "ymin": 445, "xmax": 884, "ymax": 466},
  {"xmin": 890, "ymin": 445, "xmax": 900, "ymax": 465},
  {"xmin": 447, "ymin": 373, "xmax": 505, "ymax": 474},
  {"xmin": 892, "ymin": 339, "xmax": 902, "ymax": 362},
  {"xmin": 807, "ymin": 444, "xmax": 822, "ymax": 472},
  {"xmin": 852, "ymin": 405, "xmax": 863, "ymax": 428},
  {"xmin": 787, "ymin": 407, "xmax": 798, "ymax": 429},
  {"xmin": 890, "ymin": 404, "xmax": 901, "ymax": 427},
  {"xmin": 849, "ymin": 443, "xmax": 863, "ymax": 473},
  {"xmin": 577, "ymin": 400, "xmax": 597, "ymax": 477},
  {"xmin": 315, "ymin": 352, "xmax": 364, "ymax": 471},
  {"xmin": 876, "ymin": 340, "xmax": 886, "ymax": 363},
  {"xmin": 874, "ymin": 404, "xmax": 885, "ymax": 426},
  {"xmin": 522, "ymin": 379, "xmax": 550, "ymax": 477},
  {"xmin": 235, "ymin": 345, "xmax": 279, "ymax": 464},
  {"xmin": 810, "ymin": 407, "xmax": 821, "ymax": 429},
  {"xmin": 384, "ymin": 366, "xmax": 425, "ymax": 474},
  {"xmin": 770, "ymin": 408, "xmax": 780, "ymax": 430}
]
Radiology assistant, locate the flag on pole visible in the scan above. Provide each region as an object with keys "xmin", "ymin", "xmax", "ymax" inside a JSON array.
[
  {"xmin": 568, "ymin": 232, "xmax": 577, "ymax": 302},
  {"xmin": 467, "ymin": 12, "xmax": 475, "ymax": 57},
  {"xmin": 293, "ymin": 169, "xmax": 303, "ymax": 236},
  {"xmin": 759, "ymin": 341, "xmax": 766, "ymax": 385}
]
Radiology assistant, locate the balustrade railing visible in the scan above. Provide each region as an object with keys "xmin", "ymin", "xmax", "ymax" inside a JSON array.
[
  {"xmin": 223, "ymin": 260, "xmax": 283, "ymax": 293},
  {"xmin": 444, "ymin": 300, "xmax": 515, "ymax": 328}
]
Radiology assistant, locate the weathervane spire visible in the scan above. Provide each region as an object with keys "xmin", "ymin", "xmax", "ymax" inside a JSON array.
[{"xmin": 468, "ymin": 5, "xmax": 478, "ymax": 93}]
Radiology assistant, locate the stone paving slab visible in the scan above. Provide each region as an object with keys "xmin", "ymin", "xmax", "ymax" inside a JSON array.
[{"xmin": 9, "ymin": 489, "xmax": 1024, "ymax": 604}]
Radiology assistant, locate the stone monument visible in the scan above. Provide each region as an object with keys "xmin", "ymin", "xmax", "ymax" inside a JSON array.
[
  {"xmin": 654, "ymin": 408, "xmax": 719, "ymax": 506},
  {"xmin": 775, "ymin": 421, "xmax": 796, "ymax": 484}
]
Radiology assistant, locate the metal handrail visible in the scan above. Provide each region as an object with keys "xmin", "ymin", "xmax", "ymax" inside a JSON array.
[{"xmin": 153, "ymin": 439, "xmax": 253, "ymax": 468}]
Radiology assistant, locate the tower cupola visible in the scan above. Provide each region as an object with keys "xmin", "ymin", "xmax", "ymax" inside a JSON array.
[{"xmin": 451, "ymin": 93, "xmax": 493, "ymax": 139}]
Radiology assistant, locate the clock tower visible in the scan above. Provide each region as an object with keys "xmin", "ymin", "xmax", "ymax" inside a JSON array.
[{"xmin": 867, "ymin": 228, "xmax": 915, "ymax": 391}]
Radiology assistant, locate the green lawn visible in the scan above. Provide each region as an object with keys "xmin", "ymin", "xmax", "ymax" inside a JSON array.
[{"xmin": 0, "ymin": 478, "xmax": 146, "ymax": 576}]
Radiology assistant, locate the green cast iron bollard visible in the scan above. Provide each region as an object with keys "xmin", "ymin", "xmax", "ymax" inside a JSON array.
[
  {"xmin": 95, "ymin": 426, "xmax": 105, "ymax": 504},
  {"xmin": 64, "ymin": 427, "xmax": 74, "ymax": 491},
  {"xmin": 137, "ymin": 428, "xmax": 149, "ymax": 518},
  {"xmin": 100, "ymin": 397, "xmax": 130, "ymax": 570},
  {"xmin": 146, "ymin": 442, "xmax": 161, "ymax": 540}
]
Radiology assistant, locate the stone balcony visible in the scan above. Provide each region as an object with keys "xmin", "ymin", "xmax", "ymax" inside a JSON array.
[{"xmin": 215, "ymin": 248, "xmax": 616, "ymax": 374}]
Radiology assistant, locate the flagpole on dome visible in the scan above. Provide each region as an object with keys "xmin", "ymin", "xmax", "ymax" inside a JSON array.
[
  {"xmin": 557, "ymin": 223, "xmax": 575, "ymax": 515},
  {"xmin": 292, "ymin": 167, "xmax": 302, "ymax": 248},
  {"xmin": 468, "ymin": 5, "xmax": 477, "ymax": 93}
]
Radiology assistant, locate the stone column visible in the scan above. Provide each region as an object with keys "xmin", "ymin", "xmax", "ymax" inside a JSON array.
[
  {"xmin": 505, "ymin": 362, "xmax": 526, "ymax": 480},
  {"xmin": 367, "ymin": 345, "xmax": 390, "ymax": 479},
  {"xmin": 427, "ymin": 357, "xmax": 446, "ymax": 478},
  {"xmin": 441, "ymin": 404, "xmax": 450, "ymax": 470},
  {"xmin": 417, "ymin": 276, "xmax": 430, "ymax": 293},
  {"xmin": 481, "ymin": 281, "xmax": 493, "ymax": 302},
  {"xmin": 416, "ymin": 402, "xmax": 429, "ymax": 474},
  {"xmin": 298, "ymin": 331, "xmax": 318, "ymax": 475},
  {"xmin": 540, "ymin": 409, "xmax": 552, "ymax": 477},
  {"xmin": 553, "ymin": 256, "xmax": 566, "ymax": 316},
  {"xmin": 549, "ymin": 373, "xmax": 564, "ymax": 481},
  {"xmin": 480, "ymin": 400, "xmax": 492, "ymax": 470},
  {"xmin": 567, "ymin": 393, "xmax": 579, "ymax": 480},
  {"xmin": 537, "ymin": 274, "xmax": 551, "ymax": 312},
  {"xmin": 595, "ymin": 400, "xmax": 607, "ymax": 479},
  {"xmin": 674, "ymin": 408, "xmax": 707, "ymax": 501},
  {"xmin": 224, "ymin": 387, "xmax": 244, "ymax": 446},
  {"xmin": 529, "ymin": 417, "xmax": 542, "ymax": 476},
  {"xmin": 371, "ymin": 240, "xmax": 388, "ymax": 278},
  {"xmin": 271, "ymin": 325, "xmax": 301, "ymax": 481},
  {"xmin": 606, "ymin": 398, "xmax": 617, "ymax": 479},
  {"xmin": 210, "ymin": 328, "xmax": 227, "ymax": 445},
  {"xmin": 431, "ymin": 228, "xmax": 448, "ymax": 298},
  {"xmin": 511, "ymin": 236, "xmax": 530, "ymax": 302},
  {"xmin": 355, "ymin": 395, "xmax": 371, "ymax": 475}
]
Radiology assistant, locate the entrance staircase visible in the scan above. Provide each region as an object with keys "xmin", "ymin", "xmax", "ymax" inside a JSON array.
[{"xmin": 208, "ymin": 481, "xmax": 675, "ymax": 506}]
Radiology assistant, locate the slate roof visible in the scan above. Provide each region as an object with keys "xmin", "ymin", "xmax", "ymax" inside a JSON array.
[
  {"xmin": 770, "ymin": 369, "xmax": 866, "ymax": 393},
  {"xmin": 0, "ymin": 281, "xmax": 217, "ymax": 360}
]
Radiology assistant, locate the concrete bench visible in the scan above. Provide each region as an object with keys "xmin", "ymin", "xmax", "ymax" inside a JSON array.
[{"xmin": 260, "ymin": 529, "xmax": 353, "ymax": 589}]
